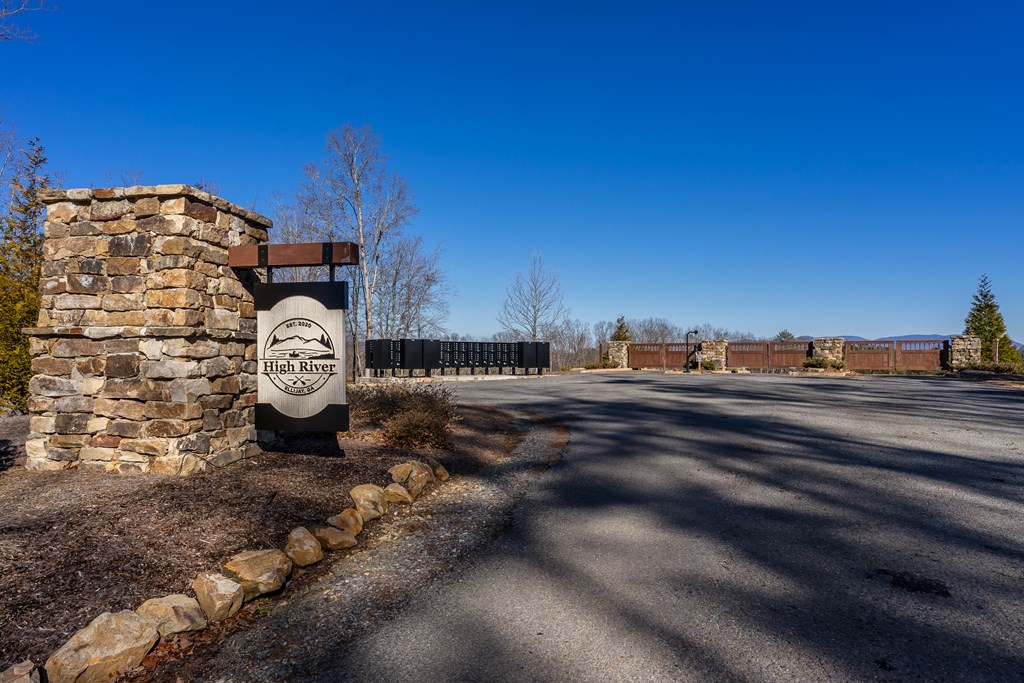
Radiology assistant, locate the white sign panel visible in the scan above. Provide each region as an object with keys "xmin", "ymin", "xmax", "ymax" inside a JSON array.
[{"xmin": 255, "ymin": 282, "xmax": 349, "ymax": 431}]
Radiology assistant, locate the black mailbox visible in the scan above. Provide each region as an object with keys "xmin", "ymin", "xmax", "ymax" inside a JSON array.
[
  {"xmin": 400, "ymin": 339, "xmax": 423, "ymax": 370},
  {"xmin": 422, "ymin": 340, "xmax": 441, "ymax": 369},
  {"xmin": 537, "ymin": 341, "xmax": 551, "ymax": 369},
  {"xmin": 369, "ymin": 339, "xmax": 400, "ymax": 369},
  {"xmin": 517, "ymin": 341, "xmax": 537, "ymax": 369}
]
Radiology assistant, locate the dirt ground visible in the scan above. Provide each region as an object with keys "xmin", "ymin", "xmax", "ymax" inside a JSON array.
[{"xmin": 0, "ymin": 405, "xmax": 523, "ymax": 670}]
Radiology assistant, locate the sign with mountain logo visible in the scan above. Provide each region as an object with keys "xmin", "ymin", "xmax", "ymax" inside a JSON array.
[{"xmin": 255, "ymin": 281, "xmax": 349, "ymax": 431}]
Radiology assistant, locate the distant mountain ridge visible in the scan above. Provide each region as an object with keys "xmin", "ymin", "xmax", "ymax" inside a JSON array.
[
  {"xmin": 794, "ymin": 334, "xmax": 1020, "ymax": 345},
  {"xmin": 796, "ymin": 334, "xmax": 944, "ymax": 342}
]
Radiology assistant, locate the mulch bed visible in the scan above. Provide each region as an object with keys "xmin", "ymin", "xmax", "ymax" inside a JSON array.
[{"xmin": 0, "ymin": 405, "xmax": 522, "ymax": 670}]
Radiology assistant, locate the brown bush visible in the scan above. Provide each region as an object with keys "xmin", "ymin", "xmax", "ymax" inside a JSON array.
[
  {"xmin": 348, "ymin": 382, "xmax": 458, "ymax": 448},
  {"xmin": 383, "ymin": 409, "xmax": 452, "ymax": 449}
]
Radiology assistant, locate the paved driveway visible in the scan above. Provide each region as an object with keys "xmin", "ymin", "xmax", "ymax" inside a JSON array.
[{"xmin": 266, "ymin": 374, "xmax": 1024, "ymax": 681}]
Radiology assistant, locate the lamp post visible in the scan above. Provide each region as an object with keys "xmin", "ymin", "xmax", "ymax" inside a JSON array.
[{"xmin": 685, "ymin": 329, "xmax": 698, "ymax": 373}]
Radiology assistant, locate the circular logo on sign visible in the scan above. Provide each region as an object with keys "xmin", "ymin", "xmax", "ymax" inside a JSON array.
[{"xmin": 262, "ymin": 318, "xmax": 338, "ymax": 396}]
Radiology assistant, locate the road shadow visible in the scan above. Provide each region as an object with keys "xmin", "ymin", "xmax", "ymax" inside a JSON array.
[
  {"xmin": 337, "ymin": 374, "xmax": 1024, "ymax": 681},
  {"xmin": 0, "ymin": 439, "xmax": 15, "ymax": 473}
]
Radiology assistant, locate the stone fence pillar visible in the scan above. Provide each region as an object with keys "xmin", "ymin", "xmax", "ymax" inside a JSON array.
[
  {"xmin": 812, "ymin": 337, "xmax": 844, "ymax": 364},
  {"xmin": 607, "ymin": 341, "xmax": 629, "ymax": 369},
  {"xmin": 949, "ymin": 335, "xmax": 981, "ymax": 368},
  {"xmin": 699, "ymin": 340, "xmax": 728, "ymax": 370},
  {"xmin": 23, "ymin": 185, "xmax": 270, "ymax": 474}
]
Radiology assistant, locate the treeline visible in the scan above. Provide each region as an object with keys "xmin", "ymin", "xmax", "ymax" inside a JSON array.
[
  {"xmin": 0, "ymin": 117, "xmax": 51, "ymax": 410},
  {"xmin": 270, "ymin": 125, "xmax": 450, "ymax": 375}
]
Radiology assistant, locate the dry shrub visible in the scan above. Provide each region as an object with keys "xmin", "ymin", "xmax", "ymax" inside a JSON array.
[
  {"xmin": 383, "ymin": 409, "xmax": 451, "ymax": 449},
  {"xmin": 961, "ymin": 361, "xmax": 1024, "ymax": 374},
  {"xmin": 803, "ymin": 357, "xmax": 845, "ymax": 370},
  {"xmin": 348, "ymin": 382, "xmax": 458, "ymax": 448}
]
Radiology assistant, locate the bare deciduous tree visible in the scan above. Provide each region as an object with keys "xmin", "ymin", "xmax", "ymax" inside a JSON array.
[
  {"xmin": 0, "ymin": 116, "xmax": 15, "ymax": 200},
  {"xmin": 497, "ymin": 252, "xmax": 568, "ymax": 341},
  {"xmin": 1, "ymin": 0, "xmax": 50, "ymax": 41},
  {"xmin": 300, "ymin": 124, "xmax": 419, "ymax": 372},
  {"xmin": 375, "ymin": 235, "xmax": 449, "ymax": 338},
  {"xmin": 543, "ymin": 317, "xmax": 593, "ymax": 369},
  {"xmin": 628, "ymin": 317, "xmax": 684, "ymax": 343},
  {"xmin": 691, "ymin": 322, "xmax": 758, "ymax": 341},
  {"xmin": 268, "ymin": 192, "xmax": 331, "ymax": 283},
  {"xmin": 592, "ymin": 320, "xmax": 614, "ymax": 347}
]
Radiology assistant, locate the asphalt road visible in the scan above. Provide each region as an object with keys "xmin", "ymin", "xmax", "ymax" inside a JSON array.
[{"xmin": 301, "ymin": 374, "xmax": 1023, "ymax": 681}]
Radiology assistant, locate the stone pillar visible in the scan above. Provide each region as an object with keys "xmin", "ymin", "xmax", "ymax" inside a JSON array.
[
  {"xmin": 607, "ymin": 341, "xmax": 629, "ymax": 369},
  {"xmin": 812, "ymin": 337, "xmax": 844, "ymax": 365},
  {"xmin": 23, "ymin": 185, "xmax": 270, "ymax": 474},
  {"xmin": 699, "ymin": 340, "xmax": 728, "ymax": 370},
  {"xmin": 949, "ymin": 335, "xmax": 981, "ymax": 368}
]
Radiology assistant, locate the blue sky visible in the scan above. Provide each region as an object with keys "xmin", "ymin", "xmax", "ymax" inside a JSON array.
[{"xmin": 1, "ymin": 1, "xmax": 1021, "ymax": 340}]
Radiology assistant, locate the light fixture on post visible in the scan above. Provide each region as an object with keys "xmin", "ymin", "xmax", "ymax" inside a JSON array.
[{"xmin": 685, "ymin": 329, "xmax": 698, "ymax": 373}]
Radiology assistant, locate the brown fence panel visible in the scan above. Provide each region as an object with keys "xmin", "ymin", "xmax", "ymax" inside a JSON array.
[
  {"xmin": 845, "ymin": 341, "xmax": 894, "ymax": 370},
  {"xmin": 895, "ymin": 339, "xmax": 947, "ymax": 371},
  {"xmin": 769, "ymin": 341, "xmax": 812, "ymax": 368},
  {"xmin": 664, "ymin": 343, "xmax": 697, "ymax": 369},
  {"xmin": 728, "ymin": 342, "xmax": 769, "ymax": 369},
  {"xmin": 628, "ymin": 343, "xmax": 665, "ymax": 368}
]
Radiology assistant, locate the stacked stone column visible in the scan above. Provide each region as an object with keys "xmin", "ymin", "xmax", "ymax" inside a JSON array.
[
  {"xmin": 607, "ymin": 341, "xmax": 629, "ymax": 369},
  {"xmin": 949, "ymin": 335, "xmax": 981, "ymax": 367},
  {"xmin": 699, "ymin": 340, "xmax": 728, "ymax": 370},
  {"xmin": 811, "ymin": 337, "xmax": 844, "ymax": 365},
  {"xmin": 24, "ymin": 186, "xmax": 270, "ymax": 474}
]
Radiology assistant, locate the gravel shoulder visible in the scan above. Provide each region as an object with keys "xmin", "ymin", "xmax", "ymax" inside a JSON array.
[{"xmin": 168, "ymin": 413, "xmax": 567, "ymax": 682}]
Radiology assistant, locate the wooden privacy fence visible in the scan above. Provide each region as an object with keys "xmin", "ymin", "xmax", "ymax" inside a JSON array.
[
  {"xmin": 770, "ymin": 341, "xmax": 812, "ymax": 368},
  {"xmin": 627, "ymin": 339, "xmax": 951, "ymax": 371},
  {"xmin": 845, "ymin": 339, "xmax": 948, "ymax": 371},
  {"xmin": 845, "ymin": 341, "xmax": 893, "ymax": 370},
  {"xmin": 727, "ymin": 342, "xmax": 770, "ymax": 369},
  {"xmin": 627, "ymin": 343, "xmax": 697, "ymax": 369},
  {"xmin": 724, "ymin": 341, "xmax": 812, "ymax": 369}
]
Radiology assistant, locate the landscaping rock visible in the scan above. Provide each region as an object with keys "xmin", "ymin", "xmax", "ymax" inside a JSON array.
[
  {"xmin": 350, "ymin": 484, "xmax": 388, "ymax": 521},
  {"xmin": 390, "ymin": 461, "xmax": 436, "ymax": 497},
  {"xmin": 384, "ymin": 483, "xmax": 415, "ymax": 504},
  {"xmin": 309, "ymin": 523, "xmax": 358, "ymax": 550},
  {"xmin": 423, "ymin": 455, "xmax": 450, "ymax": 481},
  {"xmin": 44, "ymin": 610, "xmax": 158, "ymax": 683},
  {"xmin": 136, "ymin": 594, "xmax": 207, "ymax": 636},
  {"xmin": 221, "ymin": 549, "xmax": 293, "ymax": 601},
  {"xmin": 327, "ymin": 508, "xmax": 363, "ymax": 536},
  {"xmin": 192, "ymin": 571, "xmax": 244, "ymax": 622},
  {"xmin": 284, "ymin": 527, "xmax": 324, "ymax": 567},
  {"xmin": 0, "ymin": 661, "xmax": 39, "ymax": 683},
  {"xmin": 388, "ymin": 462, "xmax": 414, "ymax": 483}
]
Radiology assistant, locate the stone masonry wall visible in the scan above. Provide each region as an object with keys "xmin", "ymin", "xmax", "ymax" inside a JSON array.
[
  {"xmin": 607, "ymin": 341, "xmax": 629, "ymax": 369},
  {"xmin": 949, "ymin": 335, "xmax": 981, "ymax": 368},
  {"xmin": 812, "ymin": 337, "xmax": 844, "ymax": 364},
  {"xmin": 699, "ymin": 340, "xmax": 728, "ymax": 370},
  {"xmin": 24, "ymin": 185, "xmax": 271, "ymax": 474}
]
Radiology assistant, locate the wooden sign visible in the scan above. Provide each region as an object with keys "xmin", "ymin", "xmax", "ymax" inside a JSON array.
[{"xmin": 254, "ymin": 281, "xmax": 349, "ymax": 431}]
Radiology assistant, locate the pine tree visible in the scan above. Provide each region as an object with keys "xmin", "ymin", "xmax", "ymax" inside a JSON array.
[
  {"xmin": 0, "ymin": 138, "xmax": 49, "ymax": 410},
  {"xmin": 963, "ymin": 274, "xmax": 1017, "ymax": 364},
  {"xmin": 610, "ymin": 315, "xmax": 632, "ymax": 342}
]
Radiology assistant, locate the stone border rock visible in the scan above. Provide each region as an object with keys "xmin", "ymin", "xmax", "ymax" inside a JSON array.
[{"xmin": 2, "ymin": 457, "xmax": 449, "ymax": 683}]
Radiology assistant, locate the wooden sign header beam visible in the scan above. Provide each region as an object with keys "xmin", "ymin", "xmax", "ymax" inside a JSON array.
[{"xmin": 228, "ymin": 242, "xmax": 359, "ymax": 268}]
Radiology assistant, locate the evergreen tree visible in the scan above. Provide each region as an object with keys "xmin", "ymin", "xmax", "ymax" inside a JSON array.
[
  {"xmin": 0, "ymin": 137, "xmax": 49, "ymax": 410},
  {"xmin": 963, "ymin": 274, "xmax": 1018, "ymax": 364},
  {"xmin": 610, "ymin": 315, "xmax": 632, "ymax": 342},
  {"xmin": 773, "ymin": 329, "xmax": 795, "ymax": 341}
]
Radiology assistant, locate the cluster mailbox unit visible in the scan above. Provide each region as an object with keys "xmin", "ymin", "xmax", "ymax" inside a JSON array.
[{"xmin": 366, "ymin": 339, "xmax": 550, "ymax": 375}]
